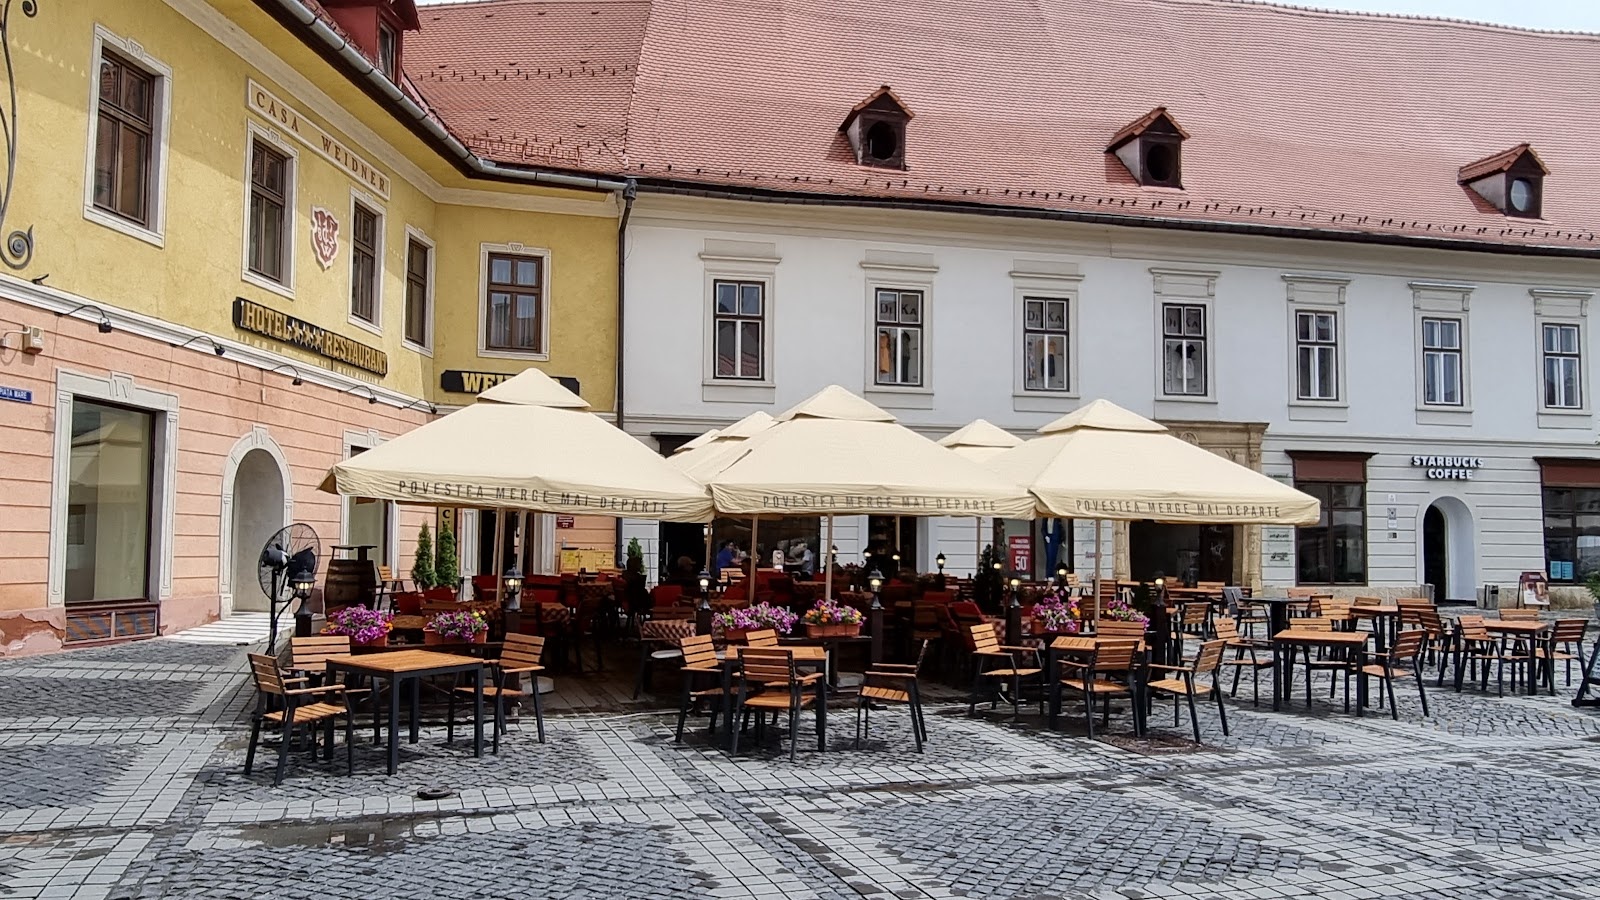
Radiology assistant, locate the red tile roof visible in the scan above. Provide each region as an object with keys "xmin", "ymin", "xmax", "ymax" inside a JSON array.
[
  {"xmin": 405, "ymin": 0, "xmax": 1600, "ymax": 253},
  {"xmin": 1108, "ymin": 108, "xmax": 1189, "ymax": 150},
  {"xmin": 1458, "ymin": 143, "xmax": 1548, "ymax": 183}
]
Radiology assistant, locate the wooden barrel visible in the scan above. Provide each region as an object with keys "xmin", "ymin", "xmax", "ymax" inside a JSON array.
[{"xmin": 324, "ymin": 558, "xmax": 379, "ymax": 611}]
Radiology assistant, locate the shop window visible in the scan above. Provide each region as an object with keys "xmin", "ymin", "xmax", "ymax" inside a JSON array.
[
  {"xmin": 247, "ymin": 140, "xmax": 291, "ymax": 284},
  {"xmin": 1022, "ymin": 297, "xmax": 1069, "ymax": 392},
  {"xmin": 712, "ymin": 280, "xmax": 765, "ymax": 380},
  {"xmin": 65, "ymin": 400, "xmax": 155, "ymax": 604},
  {"xmin": 403, "ymin": 235, "xmax": 433, "ymax": 349},
  {"xmin": 482, "ymin": 250, "xmax": 545, "ymax": 355},
  {"xmin": 350, "ymin": 202, "xmax": 381, "ymax": 326},
  {"xmin": 1541, "ymin": 487, "xmax": 1600, "ymax": 583},
  {"xmin": 874, "ymin": 288, "xmax": 924, "ymax": 387},
  {"xmin": 1295, "ymin": 481, "xmax": 1366, "ymax": 585}
]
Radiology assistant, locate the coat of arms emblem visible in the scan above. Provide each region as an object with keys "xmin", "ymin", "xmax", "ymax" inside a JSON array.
[{"xmin": 310, "ymin": 206, "xmax": 339, "ymax": 270}]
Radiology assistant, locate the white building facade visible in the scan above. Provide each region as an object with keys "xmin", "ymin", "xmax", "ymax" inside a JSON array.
[{"xmin": 621, "ymin": 195, "xmax": 1600, "ymax": 604}]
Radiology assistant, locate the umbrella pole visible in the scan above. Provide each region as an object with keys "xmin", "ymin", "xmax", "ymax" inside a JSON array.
[
  {"xmin": 515, "ymin": 510, "xmax": 527, "ymax": 574},
  {"xmin": 749, "ymin": 517, "xmax": 759, "ymax": 588},
  {"xmin": 824, "ymin": 515, "xmax": 835, "ymax": 602},
  {"xmin": 704, "ymin": 522, "xmax": 713, "ymax": 576},
  {"xmin": 975, "ymin": 517, "xmax": 982, "ymax": 574},
  {"xmin": 492, "ymin": 511, "xmax": 505, "ymax": 610},
  {"xmin": 1093, "ymin": 519, "xmax": 1103, "ymax": 621}
]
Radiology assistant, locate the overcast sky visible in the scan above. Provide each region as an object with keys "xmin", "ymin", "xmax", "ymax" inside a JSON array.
[{"xmin": 411, "ymin": 0, "xmax": 1600, "ymax": 32}]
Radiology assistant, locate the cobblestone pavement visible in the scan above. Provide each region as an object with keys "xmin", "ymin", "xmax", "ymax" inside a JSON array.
[{"xmin": 3, "ymin": 633, "xmax": 1600, "ymax": 899}]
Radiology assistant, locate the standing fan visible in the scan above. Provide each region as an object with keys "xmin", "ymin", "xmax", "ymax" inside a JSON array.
[{"xmin": 258, "ymin": 523, "xmax": 320, "ymax": 652}]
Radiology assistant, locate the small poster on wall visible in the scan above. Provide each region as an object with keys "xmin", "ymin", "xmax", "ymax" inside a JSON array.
[
  {"xmin": 1521, "ymin": 570, "xmax": 1551, "ymax": 607},
  {"xmin": 1008, "ymin": 535, "xmax": 1032, "ymax": 574}
]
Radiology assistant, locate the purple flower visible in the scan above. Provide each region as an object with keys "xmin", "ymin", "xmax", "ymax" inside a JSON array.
[
  {"xmin": 712, "ymin": 602, "xmax": 798, "ymax": 635},
  {"xmin": 325, "ymin": 607, "xmax": 394, "ymax": 644},
  {"xmin": 427, "ymin": 610, "xmax": 488, "ymax": 641},
  {"xmin": 800, "ymin": 598, "xmax": 863, "ymax": 626},
  {"xmin": 1032, "ymin": 589, "xmax": 1082, "ymax": 633}
]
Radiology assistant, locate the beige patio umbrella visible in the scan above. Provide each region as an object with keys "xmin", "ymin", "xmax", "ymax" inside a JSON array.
[
  {"xmin": 320, "ymin": 369, "xmax": 714, "ymax": 604},
  {"xmin": 709, "ymin": 387, "xmax": 1035, "ymax": 598},
  {"xmin": 938, "ymin": 419, "xmax": 1023, "ymax": 575},
  {"xmin": 986, "ymin": 399, "xmax": 1319, "ymax": 601},
  {"xmin": 674, "ymin": 428, "xmax": 722, "ymax": 454}
]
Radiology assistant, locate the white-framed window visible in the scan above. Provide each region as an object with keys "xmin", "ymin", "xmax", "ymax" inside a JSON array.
[
  {"xmin": 1295, "ymin": 310, "xmax": 1339, "ymax": 401},
  {"xmin": 377, "ymin": 23, "xmax": 398, "ymax": 80},
  {"xmin": 241, "ymin": 123, "xmax": 297, "ymax": 299},
  {"xmin": 712, "ymin": 280, "xmax": 765, "ymax": 380},
  {"xmin": 1421, "ymin": 317, "xmax": 1463, "ymax": 406},
  {"xmin": 83, "ymin": 26, "xmax": 172, "ymax": 247},
  {"xmin": 873, "ymin": 288, "xmax": 924, "ymax": 387},
  {"xmin": 1022, "ymin": 296, "xmax": 1070, "ymax": 392},
  {"xmin": 1543, "ymin": 323, "xmax": 1582, "ymax": 409},
  {"xmin": 341, "ymin": 431, "xmax": 396, "ymax": 568},
  {"xmin": 348, "ymin": 193, "xmax": 383, "ymax": 333},
  {"xmin": 1162, "ymin": 303, "xmax": 1207, "ymax": 396},
  {"xmin": 47, "ymin": 371, "xmax": 178, "ymax": 607},
  {"xmin": 477, "ymin": 242, "xmax": 550, "ymax": 359},
  {"xmin": 402, "ymin": 226, "xmax": 434, "ymax": 353}
]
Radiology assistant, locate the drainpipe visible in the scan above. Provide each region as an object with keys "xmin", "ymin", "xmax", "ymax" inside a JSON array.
[
  {"xmin": 260, "ymin": 0, "xmax": 628, "ymax": 194},
  {"xmin": 614, "ymin": 179, "xmax": 637, "ymax": 564}
]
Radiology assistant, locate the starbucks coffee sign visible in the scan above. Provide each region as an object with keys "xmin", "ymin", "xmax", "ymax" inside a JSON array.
[{"xmin": 1411, "ymin": 454, "xmax": 1483, "ymax": 480}]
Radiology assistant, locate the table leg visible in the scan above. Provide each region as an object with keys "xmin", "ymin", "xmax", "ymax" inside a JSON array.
[
  {"xmin": 720, "ymin": 663, "xmax": 735, "ymax": 751},
  {"xmin": 1272, "ymin": 642, "xmax": 1282, "ymax": 711},
  {"xmin": 815, "ymin": 679, "xmax": 827, "ymax": 752},
  {"xmin": 473, "ymin": 666, "xmax": 484, "ymax": 758},
  {"xmin": 1270, "ymin": 605, "xmax": 1288, "ymax": 639},
  {"xmin": 409, "ymin": 675, "xmax": 421, "ymax": 744},
  {"xmin": 387, "ymin": 674, "xmax": 401, "ymax": 776},
  {"xmin": 1355, "ymin": 648, "xmax": 1367, "ymax": 717}
]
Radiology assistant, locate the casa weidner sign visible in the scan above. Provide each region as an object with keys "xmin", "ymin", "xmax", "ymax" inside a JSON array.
[
  {"xmin": 1411, "ymin": 455, "xmax": 1483, "ymax": 481},
  {"xmin": 247, "ymin": 80, "xmax": 391, "ymax": 199},
  {"xmin": 440, "ymin": 370, "xmax": 580, "ymax": 396},
  {"xmin": 233, "ymin": 298, "xmax": 388, "ymax": 376}
]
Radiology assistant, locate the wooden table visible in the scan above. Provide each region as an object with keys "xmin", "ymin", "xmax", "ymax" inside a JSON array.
[
  {"xmin": 1485, "ymin": 620, "xmax": 1551, "ymax": 695},
  {"xmin": 1252, "ymin": 597, "xmax": 1307, "ymax": 638},
  {"xmin": 324, "ymin": 649, "xmax": 487, "ymax": 775},
  {"xmin": 1271, "ymin": 629, "xmax": 1371, "ymax": 715},
  {"xmin": 715, "ymin": 646, "xmax": 828, "ymax": 753},
  {"xmin": 1350, "ymin": 604, "xmax": 1402, "ymax": 652}
]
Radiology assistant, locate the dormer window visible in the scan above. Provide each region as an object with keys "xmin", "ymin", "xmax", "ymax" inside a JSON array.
[
  {"xmin": 377, "ymin": 23, "xmax": 398, "ymax": 79},
  {"xmin": 840, "ymin": 85, "xmax": 913, "ymax": 170},
  {"xmin": 1459, "ymin": 143, "xmax": 1547, "ymax": 219},
  {"xmin": 1107, "ymin": 107, "xmax": 1188, "ymax": 189}
]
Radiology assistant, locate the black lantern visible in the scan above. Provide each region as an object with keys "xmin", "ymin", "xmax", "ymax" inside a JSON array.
[
  {"xmin": 502, "ymin": 565, "xmax": 523, "ymax": 611},
  {"xmin": 1009, "ymin": 575, "xmax": 1022, "ymax": 608},
  {"xmin": 867, "ymin": 568, "xmax": 884, "ymax": 609},
  {"xmin": 935, "ymin": 552, "xmax": 946, "ymax": 574},
  {"xmin": 1056, "ymin": 562, "xmax": 1069, "ymax": 586},
  {"xmin": 697, "ymin": 569, "xmax": 712, "ymax": 609},
  {"xmin": 290, "ymin": 566, "xmax": 316, "ymax": 637}
]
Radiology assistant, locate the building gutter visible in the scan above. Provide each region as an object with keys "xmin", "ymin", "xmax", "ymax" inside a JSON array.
[
  {"xmin": 257, "ymin": 0, "xmax": 629, "ymax": 194},
  {"xmin": 614, "ymin": 179, "xmax": 637, "ymax": 564},
  {"xmin": 638, "ymin": 180, "xmax": 1600, "ymax": 261}
]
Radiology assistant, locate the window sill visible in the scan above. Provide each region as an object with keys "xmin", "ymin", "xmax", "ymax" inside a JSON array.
[
  {"xmin": 1012, "ymin": 391, "xmax": 1079, "ymax": 414},
  {"xmin": 84, "ymin": 206, "xmax": 164, "ymax": 248},
  {"xmin": 242, "ymin": 270, "xmax": 294, "ymax": 301},
  {"xmin": 402, "ymin": 339, "xmax": 434, "ymax": 358},
  {"xmin": 864, "ymin": 387, "xmax": 933, "ymax": 410},
  {"xmin": 348, "ymin": 314, "xmax": 382, "ymax": 338},
  {"xmin": 701, "ymin": 380, "xmax": 775, "ymax": 404},
  {"xmin": 478, "ymin": 347, "xmax": 550, "ymax": 362},
  {"xmin": 1287, "ymin": 401, "xmax": 1348, "ymax": 422},
  {"xmin": 1415, "ymin": 406, "xmax": 1472, "ymax": 426},
  {"xmin": 1538, "ymin": 409, "xmax": 1591, "ymax": 429},
  {"xmin": 1154, "ymin": 394, "xmax": 1216, "ymax": 404}
]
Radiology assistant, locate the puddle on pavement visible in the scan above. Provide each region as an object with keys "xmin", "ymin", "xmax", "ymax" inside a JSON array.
[{"xmin": 235, "ymin": 816, "xmax": 419, "ymax": 856}]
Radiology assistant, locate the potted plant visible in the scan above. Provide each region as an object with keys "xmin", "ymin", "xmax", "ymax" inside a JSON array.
[
  {"xmin": 324, "ymin": 606, "xmax": 394, "ymax": 647},
  {"xmin": 801, "ymin": 597, "xmax": 864, "ymax": 638},
  {"xmin": 1031, "ymin": 589, "xmax": 1082, "ymax": 635},
  {"xmin": 424, "ymin": 609, "xmax": 489, "ymax": 645},
  {"xmin": 1104, "ymin": 591, "xmax": 1152, "ymax": 628},
  {"xmin": 435, "ymin": 517, "xmax": 460, "ymax": 596},
  {"xmin": 411, "ymin": 523, "xmax": 436, "ymax": 590},
  {"xmin": 713, "ymin": 602, "xmax": 798, "ymax": 642}
]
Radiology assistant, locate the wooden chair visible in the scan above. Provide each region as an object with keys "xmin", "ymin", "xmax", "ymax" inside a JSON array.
[
  {"xmin": 288, "ymin": 635, "xmax": 379, "ymax": 743},
  {"xmin": 1049, "ymin": 638, "xmax": 1141, "ymax": 738},
  {"xmin": 1498, "ymin": 608, "xmax": 1541, "ymax": 621},
  {"xmin": 1537, "ymin": 618, "xmax": 1591, "ymax": 688},
  {"xmin": 1414, "ymin": 606, "xmax": 1450, "ymax": 674},
  {"xmin": 376, "ymin": 565, "xmax": 405, "ymax": 608},
  {"xmin": 744, "ymin": 628, "xmax": 780, "ymax": 648},
  {"xmin": 968, "ymin": 623, "xmax": 1043, "ymax": 721},
  {"xmin": 1291, "ymin": 616, "xmax": 1361, "ymax": 709},
  {"xmin": 730, "ymin": 648, "xmax": 821, "ymax": 761},
  {"xmin": 909, "ymin": 601, "xmax": 945, "ymax": 670},
  {"xmin": 1358, "ymin": 629, "xmax": 1428, "ymax": 719},
  {"xmin": 1172, "ymin": 601, "xmax": 1212, "ymax": 659},
  {"xmin": 856, "ymin": 640, "xmax": 929, "ymax": 752},
  {"xmin": 1452, "ymin": 615, "xmax": 1523, "ymax": 696},
  {"xmin": 244, "ymin": 653, "xmax": 354, "ymax": 786},
  {"xmin": 674, "ymin": 634, "xmax": 726, "ymax": 743},
  {"xmin": 1144, "ymin": 639, "xmax": 1230, "ymax": 743},
  {"xmin": 1214, "ymin": 617, "xmax": 1273, "ymax": 705},
  {"xmin": 448, "ymin": 633, "xmax": 547, "ymax": 751}
]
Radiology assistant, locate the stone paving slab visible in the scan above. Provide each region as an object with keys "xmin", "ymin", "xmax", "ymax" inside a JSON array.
[{"xmin": 1, "ymin": 633, "xmax": 1599, "ymax": 899}]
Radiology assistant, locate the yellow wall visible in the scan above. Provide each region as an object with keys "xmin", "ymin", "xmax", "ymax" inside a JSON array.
[{"xmin": 4, "ymin": 0, "xmax": 618, "ymax": 405}]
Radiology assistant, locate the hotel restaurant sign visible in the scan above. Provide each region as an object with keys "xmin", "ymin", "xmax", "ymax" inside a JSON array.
[
  {"xmin": 247, "ymin": 80, "xmax": 391, "ymax": 199},
  {"xmin": 233, "ymin": 298, "xmax": 388, "ymax": 376}
]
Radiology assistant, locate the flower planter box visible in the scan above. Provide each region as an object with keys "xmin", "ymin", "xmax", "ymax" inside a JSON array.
[
  {"xmin": 723, "ymin": 628, "xmax": 752, "ymax": 643},
  {"xmin": 805, "ymin": 622, "xmax": 861, "ymax": 639},
  {"xmin": 423, "ymin": 629, "xmax": 487, "ymax": 645},
  {"xmin": 353, "ymin": 634, "xmax": 389, "ymax": 648}
]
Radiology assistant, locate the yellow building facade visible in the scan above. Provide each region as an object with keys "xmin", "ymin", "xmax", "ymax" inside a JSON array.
[{"xmin": 0, "ymin": 0, "xmax": 625, "ymax": 653}]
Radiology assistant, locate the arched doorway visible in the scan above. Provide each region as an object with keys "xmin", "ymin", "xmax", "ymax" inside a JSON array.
[
  {"xmin": 230, "ymin": 449, "xmax": 288, "ymax": 612},
  {"xmin": 1421, "ymin": 496, "xmax": 1475, "ymax": 603}
]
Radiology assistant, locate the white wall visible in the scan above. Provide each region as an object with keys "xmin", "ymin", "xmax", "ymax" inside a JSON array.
[{"xmin": 622, "ymin": 195, "xmax": 1600, "ymax": 588}]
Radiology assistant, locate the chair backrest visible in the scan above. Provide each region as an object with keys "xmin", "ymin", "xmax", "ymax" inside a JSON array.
[
  {"xmin": 652, "ymin": 584, "xmax": 683, "ymax": 606},
  {"xmin": 745, "ymin": 628, "xmax": 779, "ymax": 648},
  {"xmin": 499, "ymin": 633, "xmax": 546, "ymax": 669},
  {"xmin": 1221, "ymin": 586, "xmax": 1243, "ymax": 615},
  {"xmin": 1096, "ymin": 620, "xmax": 1147, "ymax": 645},
  {"xmin": 1310, "ymin": 597, "xmax": 1350, "ymax": 618},
  {"xmin": 1196, "ymin": 581, "xmax": 1225, "ymax": 592},
  {"xmin": 1180, "ymin": 603, "xmax": 1209, "ymax": 626},
  {"xmin": 969, "ymin": 623, "xmax": 1001, "ymax": 654},
  {"xmin": 907, "ymin": 639, "xmax": 931, "ymax": 675},
  {"xmin": 1192, "ymin": 639, "xmax": 1226, "ymax": 675},
  {"xmin": 1415, "ymin": 607, "xmax": 1444, "ymax": 637},
  {"xmin": 1499, "ymin": 608, "xmax": 1540, "ymax": 621},
  {"xmin": 248, "ymin": 653, "xmax": 286, "ymax": 696},
  {"xmin": 680, "ymin": 633, "xmax": 718, "ymax": 668},
  {"xmin": 1296, "ymin": 617, "xmax": 1334, "ymax": 632},
  {"xmin": 1213, "ymin": 616, "xmax": 1240, "ymax": 641},
  {"xmin": 1553, "ymin": 618, "xmax": 1589, "ymax": 644},
  {"xmin": 1394, "ymin": 596, "xmax": 1433, "ymax": 608},
  {"xmin": 1092, "ymin": 639, "xmax": 1140, "ymax": 672},
  {"xmin": 1050, "ymin": 635, "xmax": 1096, "ymax": 654},
  {"xmin": 379, "ymin": 565, "xmax": 395, "ymax": 581},
  {"xmin": 1286, "ymin": 587, "xmax": 1320, "ymax": 599},
  {"xmin": 912, "ymin": 601, "xmax": 943, "ymax": 635},
  {"xmin": 738, "ymin": 647, "xmax": 795, "ymax": 686},
  {"xmin": 1458, "ymin": 615, "xmax": 1491, "ymax": 641},
  {"xmin": 652, "ymin": 605, "xmax": 695, "ymax": 621},
  {"xmin": 290, "ymin": 634, "xmax": 351, "ymax": 672},
  {"xmin": 1391, "ymin": 629, "xmax": 1424, "ymax": 662}
]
